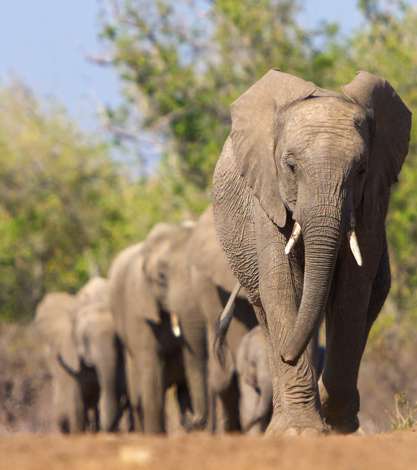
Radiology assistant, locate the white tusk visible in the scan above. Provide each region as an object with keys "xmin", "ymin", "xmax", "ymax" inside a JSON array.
[
  {"xmin": 348, "ymin": 230, "xmax": 363, "ymax": 267},
  {"xmin": 285, "ymin": 222, "xmax": 302, "ymax": 255},
  {"xmin": 171, "ymin": 312, "xmax": 181, "ymax": 337}
]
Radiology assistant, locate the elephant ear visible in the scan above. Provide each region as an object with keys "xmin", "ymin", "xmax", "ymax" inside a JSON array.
[
  {"xmin": 128, "ymin": 255, "xmax": 160, "ymax": 324},
  {"xmin": 342, "ymin": 71, "xmax": 412, "ymax": 218},
  {"xmin": 230, "ymin": 69, "xmax": 316, "ymax": 227}
]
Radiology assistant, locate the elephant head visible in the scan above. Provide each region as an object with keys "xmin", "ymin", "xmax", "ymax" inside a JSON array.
[
  {"xmin": 142, "ymin": 222, "xmax": 195, "ymax": 326},
  {"xmin": 231, "ymin": 70, "xmax": 411, "ymax": 364}
]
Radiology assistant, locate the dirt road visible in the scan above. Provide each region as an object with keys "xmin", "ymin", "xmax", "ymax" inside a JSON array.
[{"xmin": 0, "ymin": 430, "xmax": 416, "ymax": 470}]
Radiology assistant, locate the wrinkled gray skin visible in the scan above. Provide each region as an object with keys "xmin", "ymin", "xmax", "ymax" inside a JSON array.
[
  {"xmin": 187, "ymin": 207, "xmax": 257, "ymax": 432},
  {"xmin": 236, "ymin": 326, "xmax": 272, "ymax": 434},
  {"xmin": 213, "ymin": 70, "xmax": 411, "ymax": 435},
  {"xmin": 109, "ymin": 224, "xmax": 206, "ymax": 434},
  {"xmin": 36, "ymin": 278, "xmax": 127, "ymax": 433}
]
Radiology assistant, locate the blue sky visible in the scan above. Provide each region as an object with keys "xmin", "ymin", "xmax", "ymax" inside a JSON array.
[{"xmin": 0, "ymin": 1, "xmax": 366, "ymax": 131}]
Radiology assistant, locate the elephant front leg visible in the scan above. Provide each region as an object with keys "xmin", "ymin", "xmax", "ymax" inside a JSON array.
[
  {"xmin": 125, "ymin": 353, "xmax": 143, "ymax": 432},
  {"xmin": 255, "ymin": 209, "xmax": 323, "ymax": 435},
  {"xmin": 131, "ymin": 324, "xmax": 166, "ymax": 434},
  {"xmin": 181, "ymin": 312, "xmax": 209, "ymax": 431},
  {"xmin": 321, "ymin": 246, "xmax": 389, "ymax": 433}
]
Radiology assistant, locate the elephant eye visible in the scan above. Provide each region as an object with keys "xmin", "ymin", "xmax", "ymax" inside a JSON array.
[{"xmin": 283, "ymin": 155, "xmax": 297, "ymax": 173}]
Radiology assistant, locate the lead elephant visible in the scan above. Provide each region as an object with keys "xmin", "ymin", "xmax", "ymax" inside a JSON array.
[
  {"xmin": 108, "ymin": 224, "xmax": 206, "ymax": 434},
  {"xmin": 213, "ymin": 70, "xmax": 411, "ymax": 435},
  {"xmin": 186, "ymin": 207, "xmax": 257, "ymax": 432}
]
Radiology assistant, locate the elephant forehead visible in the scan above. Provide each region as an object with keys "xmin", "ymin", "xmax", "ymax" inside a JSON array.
[{"xmin": 282, "ymin": 98, "xmax": 368, "ymax": 158}]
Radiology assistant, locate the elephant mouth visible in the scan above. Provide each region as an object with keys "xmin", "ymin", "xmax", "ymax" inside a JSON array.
[{"xmin": 284, "ymin": 220, "xmax": 362, "ymax": 267}]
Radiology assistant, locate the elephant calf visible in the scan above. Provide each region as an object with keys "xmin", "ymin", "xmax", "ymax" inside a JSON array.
[
  {"xmin": 236, "ymin": 326, "xmax": 325, "ymax": 434},
  {"xmin": 236, "ymin": 326, "xmax": 272, "ymax": 434}
]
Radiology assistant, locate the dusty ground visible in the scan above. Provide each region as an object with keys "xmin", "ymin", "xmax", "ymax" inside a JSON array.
[
  {"xmin": 0, "ymin": 323, "xmax": 416, "ymax": 469},
  {"xmin": 0, "ymin": 430, "xmax": 416, "ymax": 470}
]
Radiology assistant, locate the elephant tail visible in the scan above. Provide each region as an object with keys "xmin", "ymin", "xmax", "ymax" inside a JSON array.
[
  {"xmin": 57, "ymin": 353, "xmax": 81, "ymax": 379},
  {"xmin": 214, "ymin": 282, "xmax": 241, "ymax": 366}
]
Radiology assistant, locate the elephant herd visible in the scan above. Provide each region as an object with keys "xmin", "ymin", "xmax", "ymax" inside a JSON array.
[
  {"xmin": 35, "ymin": 208, "xmax": 265, "ymax": 434},
  {"xmin": 35, "ymin": 70, "xmax": 411, "ymax": 437}
]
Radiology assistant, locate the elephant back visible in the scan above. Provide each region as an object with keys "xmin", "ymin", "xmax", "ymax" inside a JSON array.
[
  {"xmin": 35, "ymin": 292, "xmax": 77, "ymax": 342},
  {"xmin": 76, "ymin": 276, "xmax": 109, "ymax": 308}
]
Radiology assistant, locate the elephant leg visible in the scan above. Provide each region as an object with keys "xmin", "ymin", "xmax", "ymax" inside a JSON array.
[
  {"xmin": 94, "ymin": 341, "xmax": 120, "ymax": 432},
  {"xmin": 125, "ymin": 353, "xmax": 143, "ymax": 432},
  {"xmin": 206, "ymin": 317, "xmax": 238, "ymax": 432},
  {"xmin": 254, "ymin": 205, "xmax": 322, "ymax": 435},
  {"xmin": 181, "ymin": 315, "xmax": 208, "ymax": 431},
  {"xmin": 53, "ymin": 365, "xmax": 84, "ymax": 433},
  {"xmin": 208, "ymin": 389, "xmax": 217, "ymax": 434},
  {"xmin": 176, "ymin": 383, "xmax": 193, "ymax": 430},
  {"xmin": 217, "ymin": 372, "xmax": 241, "ymax": 432},
  {"xmin": 191, "ymin": 267, "xmax": 239, "ymax": 432},
  {"xmin": 320, "ymin": 245, "xmax": 390, "ymax": 433},
  {"xmin": 138, "ymin": 325, "xmax": 166, "ymax": 434},
  {"xmin": 97, "ymin": 368, "xmax": 119, "ymax": 432}
]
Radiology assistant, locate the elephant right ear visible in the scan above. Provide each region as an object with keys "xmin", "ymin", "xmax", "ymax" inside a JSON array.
[
  {"xmin": 230, "ymin": 69, "xmax": 316, "ymax": 227},
  {"xmin": 342, "ymin": 71, "xmax": 412, "ymax": 219}
]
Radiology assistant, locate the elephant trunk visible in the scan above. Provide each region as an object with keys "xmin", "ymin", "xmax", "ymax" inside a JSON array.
[{"xmin": 282, "ymin": 204, "xmax": 343, "ymax": 364}]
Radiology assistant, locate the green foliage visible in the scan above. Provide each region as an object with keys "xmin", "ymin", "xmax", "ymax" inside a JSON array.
[
  {"xmin": 2, "ymin": 0, "xmax": 417, "ymax": 328},
  {"xmin": 0, "ymin": 82, "xmax": 138, "ymax": 320},
  {"xmin": 99, "ymin": 0, "xmax": 335, "ymax": 194}
]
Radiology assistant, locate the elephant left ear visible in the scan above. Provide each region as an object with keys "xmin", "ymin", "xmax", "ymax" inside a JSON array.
[
  {"xmin": 342, "ymin": 71, "xmax": 412, "ymax": 217},
  {"xmin": 230, "ymin": 69, "xmax": 317, "ymax": 227}
]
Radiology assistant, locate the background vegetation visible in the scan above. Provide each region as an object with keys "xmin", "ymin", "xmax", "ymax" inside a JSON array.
[{"xmin": 0, "ymin": 0, "xmax": 416, "ymax": 335}]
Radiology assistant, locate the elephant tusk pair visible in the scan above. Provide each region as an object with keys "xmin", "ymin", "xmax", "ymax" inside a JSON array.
[
  {"xmin": 171, "ymin": 312, "xmax": 181, "ymax": 337},
  {"xmin": 284, "ymin": 222, "xmax": 363, "ymax": 267}
]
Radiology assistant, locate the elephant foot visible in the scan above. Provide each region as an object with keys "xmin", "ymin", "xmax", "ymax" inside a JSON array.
[
  {"xmin": 283, "ymin": 427, "xmax": 326, "ymax": 437},
  {"xmin": 324, "ymin": 415, "xmax": 360, "ymax": 434},
  {"xmin": 265, "ymin": 413, "xmax": 327, "ymax": 437},
  {"xmin": 181, "ymin": 411, "xmax": 207, "ymax": 432},
  {"xmin": 319, "ymin": 379, "xmax": 360, "ymax": 435}
]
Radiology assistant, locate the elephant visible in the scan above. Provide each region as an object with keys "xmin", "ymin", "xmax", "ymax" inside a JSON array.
[
  {"xmin": 186, "ymin": 206, "xmax": 257, "ymax": 432},
  {"xmin": 35, "ymin": 277, "xmax": 128, "ymax": 432},
  {"xmin": 108, "ymin": 224, "xmax": 207, "ymax": 434},
  {"xmin": 236, "ymin": 326, "xmax": 272, "ymax": 434},
  {"xmin": 212, "ymin": 69, "xmax": 411, "ymax": 435},
  {"xmin": 35, "ymin": 292, "xmax": 84, "ymax": 433},
  {"xmin": 58, "ymin": 298, "xmax": 128, "ymax": 432}
]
